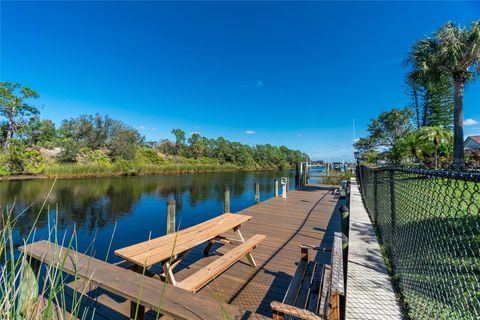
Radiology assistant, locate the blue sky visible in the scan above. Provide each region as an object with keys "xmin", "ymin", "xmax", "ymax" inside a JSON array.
[{"xmin": 1, "ymin": 1, "xmax": 480, "ymax": 161}]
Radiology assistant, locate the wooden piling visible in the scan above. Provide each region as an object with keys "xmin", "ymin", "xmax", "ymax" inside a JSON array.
[
  {"xmin": 274, "ymin": 179, "xmax": 279, "ymax": 197},
  {"xmin": 302, "ymin": 162, "xmax": 308, "ymax": 186},
  {"xmin": 224, "ymin": 186, "xmax": 230, "ymax": 213},
  {"xmin": 167, "ymin": 197, "xmax": 176, "ymax": 234},
  {"xmin": 295, "ymin": 163, "xmax": 300, "ymax": 189},
  {"xmin": 254, "ymin": 182, "xmax": 260, "ymax": 204}
]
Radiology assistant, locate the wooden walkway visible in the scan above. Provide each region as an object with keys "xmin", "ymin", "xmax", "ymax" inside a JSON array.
[{"xmin": 69, "ymin": 184, "xmax": 342, "ymax": 319}]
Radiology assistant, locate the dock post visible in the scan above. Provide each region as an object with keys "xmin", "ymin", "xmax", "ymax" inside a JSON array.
[
  {"xmin": 254, "ymin": 182, "xmax": 260, "ymax": 204},
  {"xmin": 295, "ymin": 163, "xmax": 300, "ymax": 189},
  {"xmin": 302, "ymin": 162, "xmax": 308, "ymax": 186},
  {"xmin": 274, "ymin": 179, "xmax": 279, "ymax": 197},
  {"xmin": 224, "ymin": 185, "xmax": 230, "ymax": 213},
  {"xmin": 166, "ymin": 196, "xmax": 176, "ymax": 234}
]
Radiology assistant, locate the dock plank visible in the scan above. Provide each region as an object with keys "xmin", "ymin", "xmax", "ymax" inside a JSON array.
[{"xmin": 64, "ymin": 184, "xmax": 341, "ymax": 319}]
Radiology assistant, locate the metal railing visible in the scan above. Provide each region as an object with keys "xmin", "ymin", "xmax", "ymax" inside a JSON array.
[{"xmin": 357, "ymin": 165, "xmax": 480, "ymax": 319}]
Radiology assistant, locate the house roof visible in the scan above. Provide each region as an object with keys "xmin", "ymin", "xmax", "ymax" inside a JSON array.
[{"xmin": 466, "ymin": 135, "xmax": 480, "ymax": 144}]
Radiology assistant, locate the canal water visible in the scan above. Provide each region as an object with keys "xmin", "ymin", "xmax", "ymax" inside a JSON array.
[{"xmin": 2, "ymin": 170, "xmax": 301, "ymax": 262}]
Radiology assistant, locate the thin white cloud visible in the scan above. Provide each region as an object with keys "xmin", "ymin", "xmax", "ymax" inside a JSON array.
[
  {"xmin": 245, "ymin": 130, "xmax": 256, "ymax": 135},
  {"xmin": 464, "ymin": 118, "xmax": 478, "ymax": 126},
  {"xmin": 138, "ymin": 125, "xmax": 157, "ymax": 132},
  {"xmin": 241, "ymin": 80, "xmax": 264, "ymax": 88},
  {"xmin": 296, "ymin": 133, "xmax": 303, "ymax": 138}
]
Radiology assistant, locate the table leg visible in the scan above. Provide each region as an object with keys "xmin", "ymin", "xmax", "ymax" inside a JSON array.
[
  {"xmin": 162, "ymin": 261, "xmax": 177, "ymax": 286},
  {"xmin": 235, "ymin": 227, "xmax": 257, "ymax": 267},
  {"xmin": 203, "ymin": 239, "xmax": 216, "ymax": 256}
]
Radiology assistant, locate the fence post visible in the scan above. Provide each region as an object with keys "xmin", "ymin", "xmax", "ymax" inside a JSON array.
[
  {"xmin": 389, "ymin": 169, "xmax": 396, "ymax": 267},
  {"xmin": 373, "ymin": 170, "xmax": 378, "ymax": 226},
  {"xmin": 274, "ymin": 179, "xmax": 279, "ymax": 197},
  {"xmin": 224, "ymin": 186, "xmax": 230, "ymax": 213},
  {"xmin": 254, "ymin": 182, "xmax": 260, "ymax": 204},
  {"xmin": 166, "ymin": 196, "xmax": 176, "ymax": 235}
]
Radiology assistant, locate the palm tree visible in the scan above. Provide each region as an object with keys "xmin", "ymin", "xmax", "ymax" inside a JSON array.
[
  {"xmin": 434, "ymin": 21, "xmax": 480, "ymax": 170},
  {"xmin": 406, "ymin": 39, "xmax": 439, "ymax": 128},
  {"xmin": 419, "ymin": 126, "xmax": 452, "ymax": 169},
  {"xmin": 399, "ymin": 133, "xmax": 421, "ymax": 163}
]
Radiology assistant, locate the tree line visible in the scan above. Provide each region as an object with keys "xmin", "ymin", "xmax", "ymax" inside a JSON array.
[
  {"xmin": 0, "ymin": 82, "xmax": 308, "ymax": 175},
  {"xmin": 355, "ymin": 20, "xmax": 480, "ymax": 170}
]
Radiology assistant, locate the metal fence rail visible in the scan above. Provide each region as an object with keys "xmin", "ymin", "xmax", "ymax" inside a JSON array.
[{"xmin": 357, "ymin": 165, "xmax": 480, "ymax": 319}]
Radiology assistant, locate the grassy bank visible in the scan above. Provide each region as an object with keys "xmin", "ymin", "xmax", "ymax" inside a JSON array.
[{"xmin": 42, "ymin": 161, "xmax": 250, "ymax": 178}]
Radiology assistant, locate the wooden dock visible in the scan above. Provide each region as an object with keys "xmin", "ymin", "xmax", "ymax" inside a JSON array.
[{"xmin": 68, "ymin": 184, "xmax": 342, "ymax": 319}]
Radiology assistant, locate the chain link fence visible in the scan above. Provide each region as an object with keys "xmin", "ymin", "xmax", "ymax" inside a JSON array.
[{"xmin": 357, "ymin": 165, "xmax": 480, "ymax": 319}]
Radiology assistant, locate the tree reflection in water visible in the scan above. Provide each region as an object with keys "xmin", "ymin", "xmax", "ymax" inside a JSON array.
[{"xmin": 2, "ymin": 170, "xmax": 294, "ymax": 262}]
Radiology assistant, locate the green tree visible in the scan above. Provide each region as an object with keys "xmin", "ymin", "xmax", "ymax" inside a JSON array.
[
  {"xmin": 109, "ymin": 122, "xmax": 143, "ymax": 160},
  {"xmin": 60, "ymin": 114, "xmax": 113, "ymax": 149},
  {"xmin": 0, "ymin": 82, "xmax": 39, "ymax": 149},
  {"xmin": 19, "ymin": 117, "xmax": 57, "ymax": 146},
  {"xmin": 171, "ymin": 128, "xmax": 186, "ymax": 156},
  {"xmin": 434, "ymin": 21, "xmax": 480, "ymax": 169},
  {"xmin": 354, "ymin": 107, "xmax": 413, "ymax": 163},
  {"xmin": 406, "ymin": 40, "xmax": 454, "ymax": 129},
  {"xmin": 187, "ymin": 133, "xmax": 205, "ymax": 159},
  {"xmin": 418, "ymin": 126, "xmax": 453, "ymax": 169}
]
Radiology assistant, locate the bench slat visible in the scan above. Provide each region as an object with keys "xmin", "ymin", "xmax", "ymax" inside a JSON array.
[
  {"xmin": 282, "ymin": 260, "xmax": 308, "ymax": 306},
  {"xmin": 270, "ymin": 302, "xmax": 322, "ymax": 320},
  {"xmin": 306, "ymin": 263, "xmax": 325, "ymax": 314},
  {"xmin": 20, "ymin": 240, "xmax": 250, "ymax": 320},
  {"xmin": 317, "ymin": 265, "xmax": 331, "ymax": 316},
  {"xmin": 177, "ymin": 234, "xmax": 265, "ymax": 292},
  {"xmin": 293, "ymin": 261, "xmax": 315, "ymax": 310}
]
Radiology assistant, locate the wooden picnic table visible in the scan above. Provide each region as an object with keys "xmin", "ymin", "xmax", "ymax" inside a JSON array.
[{"xmin": 114, "ymin": 213, "xmax": 265, "ymax": 292}]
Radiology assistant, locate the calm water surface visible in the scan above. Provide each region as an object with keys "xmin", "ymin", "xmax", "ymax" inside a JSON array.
[{"xmin": 2, "ymin": 170, "xmax": 303, "ymax": 262}]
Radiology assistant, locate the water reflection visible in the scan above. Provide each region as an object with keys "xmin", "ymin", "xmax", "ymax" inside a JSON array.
[{"xmin": 1, "ymin": 171, "xmax": 295, "ymax": 261}]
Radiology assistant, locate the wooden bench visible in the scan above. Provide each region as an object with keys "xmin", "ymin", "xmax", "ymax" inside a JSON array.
[
  {"xmin": 20, "ymin": 240, "xmax": 255, "ymax": 320},
  {"xmin": 270, "ymin": 232, "xmax": 344, "ymax": 320},
  {"xmin": 178, "ymin": 234, "xmax": 265, "ymax": 292}
]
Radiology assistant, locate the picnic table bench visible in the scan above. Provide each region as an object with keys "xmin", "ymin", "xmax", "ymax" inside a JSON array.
[
  {"xmin": 114, "ymin": 213, "xmax": 265, "ymax": 292},
  {"xmin": 270, "ymin": 232, "xmax": 344, "ymax": 320},
  {"xmin": 20, "ymin": 240, "xmax": 254, "ymax": 320}
]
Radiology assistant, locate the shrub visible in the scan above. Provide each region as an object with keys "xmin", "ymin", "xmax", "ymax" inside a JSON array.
[
  {"xmin": 23, "ymin": 149, "xmax": 47, "ymax": 174},
  {"xmin": 113, "ymin": 158, "xmax": 135, "ymax": 175},
  {"xmin": 134, "ymin": 147, "xmax": 164, "ymax": 165},
  {"xmin": 77, "ymin": 147, "xmax": 111, "ymax": 165},
  {"xmin": 57, "ymin": 138, "xmax": 80, "ymax": 163}
]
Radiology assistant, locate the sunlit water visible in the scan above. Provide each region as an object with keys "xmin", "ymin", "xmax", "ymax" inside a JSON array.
[{"xmin": 1, "ymin": 170, "xmax": 316, "ymax": 262}]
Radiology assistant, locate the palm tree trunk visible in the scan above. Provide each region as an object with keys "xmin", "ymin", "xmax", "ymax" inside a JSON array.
[
  {"xmin": 434, "ymin": 144, "xmax": 438, "ymax": 170},
  {"xmin": 452, "ymin": 77, "xmax": 465, "ymax": 170},
  {"xmin": 412, "ymin": 88, "xmax": 421, "ymax": 129}
]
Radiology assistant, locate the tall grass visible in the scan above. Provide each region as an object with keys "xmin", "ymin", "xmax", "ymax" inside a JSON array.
[
  {"xmin": 43, "ymin": 162, "xmax": 244, "ymax": 178},
  {"xmin": 0, "ymin": 182, "xmax": 233, "ymax": 319}
]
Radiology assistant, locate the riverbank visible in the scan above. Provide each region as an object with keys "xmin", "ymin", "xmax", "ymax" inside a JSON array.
[{"xmin": 0, "ymin": 161, "xmax": 283, "ymax": 181}]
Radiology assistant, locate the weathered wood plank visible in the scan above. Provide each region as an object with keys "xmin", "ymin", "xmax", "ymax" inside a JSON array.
[
  {"xmin": 19, "ymin": 240, "xmax": 256, "ymax": 320},
  {"xmin": 178, "ymin": 234, "xmax": 266, "ymax": 292}
]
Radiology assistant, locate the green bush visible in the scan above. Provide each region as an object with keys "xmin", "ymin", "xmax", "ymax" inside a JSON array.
[
  {"xmin": 23, "ymin": 149, "xmax": 47, "ymax": 174},
  {"xmin": 57, "ymin": 138, "xmax": 80, "ymax": 163},
  {"xmin": 77, "ymin": 147, "xmax": 111, "ymax": 165},
  {"xmin": 113, "ymin": 158, "xmax": 135, "ymax": 175},
  {"xmin": 134, "ymin": 147, "xmax": 164, "ymax": 165}
]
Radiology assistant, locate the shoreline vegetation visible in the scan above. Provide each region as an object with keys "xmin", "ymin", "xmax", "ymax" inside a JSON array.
[
  {"xmin": 1, "ymin": 82, "xmax": 309, "ymax": 179},
  {"xmin": 1, "ymin": 161, "xmax": 283, "ymax": 180}
]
